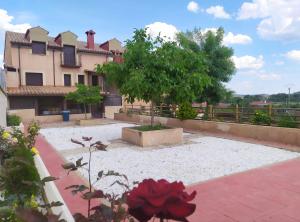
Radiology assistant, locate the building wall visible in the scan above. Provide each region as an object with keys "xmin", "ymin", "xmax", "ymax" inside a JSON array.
[
  {"xmin": 0, "ymin": 89, "xmax": 7, "ymax": 126},
  {"xmin": 7, "ymin": 46, "xmax": 108, "ymax": 87}
]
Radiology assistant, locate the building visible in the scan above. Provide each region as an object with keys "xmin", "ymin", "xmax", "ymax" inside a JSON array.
[
  {"xmin": 3, "ymin": 26, "xmax": 123, "ymax": 123},
  {"xmin": 0, "ymin": 68, "xmax": 7, "ymax": 126}
]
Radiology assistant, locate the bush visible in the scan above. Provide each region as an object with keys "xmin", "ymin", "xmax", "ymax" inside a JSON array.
[
  {"xmin": 176, "ymin": 102, "xmax": 198, "ymax": 120},
  {"xmin": 278, "ymin": 116, "xmax": 298, "ymax": 128},
  {"xmin": 7, "ymin": 114, "xmax": 21, "ymax": 126},
  {"xmin": 252, "ymin": 110, "xmax": 272, "ymax": 126}
]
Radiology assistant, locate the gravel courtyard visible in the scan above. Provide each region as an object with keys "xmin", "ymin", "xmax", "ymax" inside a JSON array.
[{"xmin": 40, "ymin": 122, "xmax": 300, "ymax": 194}]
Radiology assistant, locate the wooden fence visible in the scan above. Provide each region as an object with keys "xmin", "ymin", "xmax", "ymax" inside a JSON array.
[{"xmin": 123, "ymin": 104, "xmax": 300, "ymax": 128}]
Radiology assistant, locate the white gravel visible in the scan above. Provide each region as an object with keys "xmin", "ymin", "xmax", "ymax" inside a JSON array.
[
  {"xmin": 40, "ymin": 123, "xmax": 135, "ymax": 150},
  {"xmin": 41, "ymin": 123, "xmax": 300, "ymax": 195},
  {"xmin": 68, "ymin": 137, "xmax": 299, "ymax": 195}
]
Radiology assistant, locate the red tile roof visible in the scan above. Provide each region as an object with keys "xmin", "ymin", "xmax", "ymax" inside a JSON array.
[{"xmin": 7, "ymin": 86, "xmax": 77, "ymax": 96}]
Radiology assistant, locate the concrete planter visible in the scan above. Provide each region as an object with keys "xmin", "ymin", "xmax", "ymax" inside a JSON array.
[
  {"xmin": 122, "ymin": 127, "xmax": 183, "ymax": 147},
  {"xmin": 115, "ymin": 113, "xmax": 300, "ymax": 149}
]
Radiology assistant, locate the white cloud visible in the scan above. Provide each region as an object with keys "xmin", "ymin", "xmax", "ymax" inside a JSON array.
[
  {"xmin": 0, "ymin": 9, "xmax": 31, "ymax": 33},
  {"xmin": 206, "ymin": 5, "xmax": 231, "ymax": 19},
  {"xmin": 223, "ymin": 32, "xmax": 252, "ymax": 45},
  {"xmin": 232, "ymin": 55, "xmax": 264, "ymax": 69},
  {"xmin": 145, "ymin": 22, "xmax": 179, "ymax": 42},
  {"xmin": 187, "ymin": 1, "xmax": 200, "ymax": 13},
  {"xmin": 201, "ymin": 28, "xmax": 252, "ymax": 45},
  {"xmin": 285, "ymin": 50, "xmax": 300, "ymax": 62},
  {"xmin": 240, "ymin": 69, "xmax": 281, "ymax": 80},
  {"xmin": 237, "ymin": 0, "xmax": 300, "ymax": 41}
]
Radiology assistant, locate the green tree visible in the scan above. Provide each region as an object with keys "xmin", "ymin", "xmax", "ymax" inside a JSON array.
[
  {"xmin": 177, "ymin": 27, "xmax": 236, "ymax": 104},
  {"xmin": 65, "ymin": 84, "xmax": 102, "ymax": 119},
  {"xmin": 98, "ymin": 29, "xmax": 210, "ymax": 126}
]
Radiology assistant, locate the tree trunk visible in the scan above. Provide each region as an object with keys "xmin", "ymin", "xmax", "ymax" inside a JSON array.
[
  {"xmin": 84, "ymin": 104, "xmax": 87, "ymax": 120},
  {"xmin": 150, "ymin": 101, "xmax": 155, "ymax": 126}
]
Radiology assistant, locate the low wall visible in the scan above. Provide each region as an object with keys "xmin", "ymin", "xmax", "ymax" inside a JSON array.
[
  {"xmin": 8, "ymin": 109, "xmax": 91, "ymax": 123},
  {"xmin": 34, "ymin": 155, "xmax": 74, "ymax": 222},
  {"xmin": 122, "ymin": 127, "xmax": 183, "ymax": 147},
  {"xmin": 105, "ymin": 106, "xmax": 122, "ymax": 119},
  {"xmin": 115, "ymin": 113, "xmax": 300, "ymax": 148}
]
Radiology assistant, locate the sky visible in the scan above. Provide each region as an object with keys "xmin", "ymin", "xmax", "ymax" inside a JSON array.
[{"xmin": 0, "ymin": 0, "xmax": 300, "ymax": 95}]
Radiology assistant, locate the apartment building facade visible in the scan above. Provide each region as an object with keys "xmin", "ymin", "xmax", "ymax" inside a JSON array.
[{"xmin": 3, "ymin": 26, "xmax": 123, "ymax": 122}]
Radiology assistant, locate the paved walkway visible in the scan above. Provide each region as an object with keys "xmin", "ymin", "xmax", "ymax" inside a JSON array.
[{"xmin": 36, "ymin": 135, "xmax": 300, "ymax": 221}]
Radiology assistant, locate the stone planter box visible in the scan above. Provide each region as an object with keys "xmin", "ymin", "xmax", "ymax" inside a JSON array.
[{"xmin": 122, "ymin": 127, "xmax": 183, "ymax": 147}]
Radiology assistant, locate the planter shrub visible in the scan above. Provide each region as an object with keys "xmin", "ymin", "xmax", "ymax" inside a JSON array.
[
  {"xmin": 278, "ymin": 116, "xmax": 298, "ymax": 128},
  {"xmin": 252, "ymin": 110, "xmax": 272, "ymax": 126},
  {"xmin": 176, "ymin": 102, "xmax": 198, "ymax": 120},
  {"xmin": 7, "ymin": 114, "xmax": 21, "ymax": 126}
]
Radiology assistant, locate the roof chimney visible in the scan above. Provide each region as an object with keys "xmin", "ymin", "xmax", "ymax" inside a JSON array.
[{"xmin": 86, "ymin": 30, "xmax": 95, "ymax": 49}]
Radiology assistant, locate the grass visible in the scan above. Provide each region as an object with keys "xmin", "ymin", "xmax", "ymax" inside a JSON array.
[{"xmin": 133, "ymin": 124, "xmax": 169, "ymax": 131}]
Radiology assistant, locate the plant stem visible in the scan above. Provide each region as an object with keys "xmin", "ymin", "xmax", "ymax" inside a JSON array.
[{"xmin": 87, "ymin": 145, "xmax": 92, "ymax": 216}]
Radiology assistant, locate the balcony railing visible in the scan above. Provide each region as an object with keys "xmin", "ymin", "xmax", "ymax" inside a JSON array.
[{"xmin": 60, "ymin": 53, "xmax": 81, "ymax": 68}]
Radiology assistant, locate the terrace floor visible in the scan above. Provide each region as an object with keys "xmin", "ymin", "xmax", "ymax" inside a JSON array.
[{"xmin": 36, "ymin": 121, "xmax": 300, "ymax": 221}]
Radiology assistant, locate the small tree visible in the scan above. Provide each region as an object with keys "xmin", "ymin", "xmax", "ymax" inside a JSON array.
[
  {"xmin": 98, "ymin": 29, "xmax": 211, "ymax": 126},
  {"xmin": 65, "ymin": 84, "xmax": 102, "ymax": 119}
]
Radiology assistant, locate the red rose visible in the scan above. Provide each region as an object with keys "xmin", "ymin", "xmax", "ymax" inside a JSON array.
[{"xmin": 127, "ymin": 179, "xmax": 196, "ymax": 222}]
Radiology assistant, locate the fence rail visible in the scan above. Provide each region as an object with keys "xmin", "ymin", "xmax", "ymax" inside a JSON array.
[{"xmin": 123, "ymin": 104, "xmax": 300, "ymax": 128}]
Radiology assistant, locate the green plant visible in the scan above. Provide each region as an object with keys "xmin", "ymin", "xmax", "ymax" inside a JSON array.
[
  {"xmin": 251, "ymin": 110, "xmax": 272, "ymax": 126},
  {"xmin": 65, "ymin": 84, "xmax": 102, "ymax": 119},
  {"xmin": 176, "ymin": 102, "xmax": 198, "ymax": 120},
  {"xmin": 7, "ymin": 115, "xmax": 21, "ymax": 126},
  {"xmin": 278, "ymin": 115, "xmax": 298, "ymax": 128},
  {"xmin": 133, "ymin": 124, "xmax": 168, "ymax": 131}
]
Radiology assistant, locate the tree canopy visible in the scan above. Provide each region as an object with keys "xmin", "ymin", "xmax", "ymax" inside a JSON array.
[{"xmin": 177, "ymin": 27, "xmax": 236, "ymax": 104}]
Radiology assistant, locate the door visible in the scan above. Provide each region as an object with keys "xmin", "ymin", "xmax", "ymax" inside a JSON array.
[
  {"xmin": 63, "ymin": 45, "xmax": 76, "ymax": 66},
  {"xmin": 91, "ymin": 102, "xmax": 105, "ymax": 118}
]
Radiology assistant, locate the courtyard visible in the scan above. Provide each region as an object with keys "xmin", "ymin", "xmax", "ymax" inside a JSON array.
[{"xmin": 40, "ymin": 121, "xmax": 300, "ymax": 196}]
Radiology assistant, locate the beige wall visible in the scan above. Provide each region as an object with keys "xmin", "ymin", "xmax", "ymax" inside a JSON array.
[
  {"xmin": 6, "ymin": 44, "xmax": 108, "ymax": 87},
  {"xmin": 8, "ymin": 108, "xmax": 91, "ymax": 123},
  {"xmin": 0, "ymin": 90, "xmax": 7, "ymax": 126},
  {"xmin": 105, "ymin": 106, "xmax": 122, "ymax": 119}
]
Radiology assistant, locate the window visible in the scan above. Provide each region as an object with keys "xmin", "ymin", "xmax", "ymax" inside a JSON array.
[
  {"xmin": 78, "ymin": 75, "xmax": 85, "ymax": 85},
  {"xmin": 32, "ymin": 41, "xmax": 46, "ymax": 54},
  {"xmin": 63, "ymin": 45, "xmax": 76, "ymax": 66},
  {"xmin": 92, "ymin": 75, "xmax": 98, "ymax": 86},
  {"xmin": 26, "ymin": 72, "xmax": 43, "ymax": 86},
  {"xmin": 64, "ymin": 74, "xmax": 71, "ymax": 86}
]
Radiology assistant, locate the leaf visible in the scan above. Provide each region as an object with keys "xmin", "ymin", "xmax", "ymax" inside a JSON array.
[
  {"xmin": 62, "ymin": 162, "xmax": 76, "ymax": 170},
  {"xmin": 76, "ymin": 157, "xmax": 83, "ymax": 167},
  {"xmin": 97, "ymin": 170, "xmax": 104, "ymax": 179},
  {"xmin": 82, "ymin": 190, "xmax": 104, "ymax": 200},
  {"xmin": 41, "ymin": 176, "xmax": 59, "ymax": 184},
  {"xmin": 71, "ymin": 138, "xmax": 85, "ymax": 147},
  {"xmin": 110, "ymin": 180, "xmax": 129, "ymax": 190},
  {"xmin": 82, "ymin": 136, "xmax": 92, "ymax": 141}
]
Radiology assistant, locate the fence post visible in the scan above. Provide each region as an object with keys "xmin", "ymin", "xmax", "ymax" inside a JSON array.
[
  {"xmin": 268, "ymin": 104, "xmax": 272, "ymax": 117},
  {"xmin": 208, "ymin": 105, "xmax": 213, "ymax": 120},
  {"xmin": 160, "ymin": 103, "xmax": 163, "ymax": 116},
  {"xmin": 235, "ymin": 104, "xmax": 239, "ymax": 122}
]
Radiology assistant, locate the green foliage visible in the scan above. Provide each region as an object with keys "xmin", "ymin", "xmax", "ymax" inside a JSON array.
[
  {"xmin": 0, "ymin": 146, "xmax": 41, "ymax": 204},
  {"xmin": 133, "ymin": 124, "xmax": 168, "ymax": 131},
  {"xmin": 252, "ymin": 110, "xmax": 272, "ymax": 126},
  {"xmin": 65, "ymin": 84, "xmax": 102, "ymax": 119},
  {"xmin": 278, "ymin": 116, "xmax": 298, "ymax": 128},
  {"xmin": 7, "ymin": 115, "xmax": 21, "ymax": 126},
  {"xmin": 176, "ymin": 102, "xmax": 198, "ymax": 120},
  {"xmin": 177, "ymin": 27, "xmax": 236, "ymax": 104},
  {"xmin": 98, "ymin": 28, "xmax": 212, "ymax": 125}
]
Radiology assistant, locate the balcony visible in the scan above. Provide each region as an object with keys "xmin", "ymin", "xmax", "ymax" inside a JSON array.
[{"xmin": 60, "ymin": 53, "xmax": 81, "ymax": 68}]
